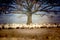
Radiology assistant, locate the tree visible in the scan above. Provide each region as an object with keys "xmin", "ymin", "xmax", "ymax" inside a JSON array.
[
  {"xmin": 15, "ymin": 0, "xmax": 56, "ymax": 24},
  {"xmin": 0, "ymin": 0, "xmax": 60, "ymax": 24}
]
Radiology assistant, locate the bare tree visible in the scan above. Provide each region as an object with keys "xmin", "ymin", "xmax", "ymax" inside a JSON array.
[
  {"xmin": 1, "ymin": 0, "xmax": 59, "ymax": 24},
  {"xmin": 15, "ymin": 0, "xmax": 54, "ymax": 24}
]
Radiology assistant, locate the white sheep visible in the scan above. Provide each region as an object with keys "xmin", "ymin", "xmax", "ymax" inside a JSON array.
[
  {"xmin": 4, "ymin": 24, "xmax": 9, "ymax": 29},
  {"xmin": 46, "ymin": 24, "xmax": 53, "ymax": 28},
  {"xmin": 0, "ymin": 24, "xmax": 2, "ymax": 29},
  {"xmin": 52, "ymin": 24, "xmax": 57, "ymax": 27}
]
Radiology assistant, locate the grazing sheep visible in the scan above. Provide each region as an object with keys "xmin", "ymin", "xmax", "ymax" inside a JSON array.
[
  {"xmin": 58, "ymin": 24, "xmax": 60, "ymax": 27},
  {"xmin": 8, "ymin": 24, "xmax": 16, "ymax": 29},
  {"xmin": 0, "ymin": 25, "xmax": 2, "ymax": 29},
  {"xmin": 19, "ymin": 24, "xmax": 23, "ymax": 28},
  {"xmin": 0, "ymin": 23, "xmax": 59, "ymax": 29},
  {"xmin": 46, "ymin": 24, "xmax": 52, "ymax": 28},
  {"xmin": 4, "ymin": 24, "xmax": 9, "ymax": 29},
  {"xmin": 52, "ymin": 24, "xmax": 57, "ymax": 27}
]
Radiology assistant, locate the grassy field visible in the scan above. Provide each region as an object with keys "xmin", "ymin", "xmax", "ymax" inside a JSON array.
[{"xmin": 0, "ymin": 28, "xmax": 60, "ymax": 40}]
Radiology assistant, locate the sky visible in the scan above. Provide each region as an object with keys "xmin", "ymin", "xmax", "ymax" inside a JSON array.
[{"xmin": 0, "ymin": 12, "xmax": 60, "ymax": 24}]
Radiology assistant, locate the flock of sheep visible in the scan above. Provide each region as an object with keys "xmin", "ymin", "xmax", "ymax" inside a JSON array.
[{"xmin": 0, "ymin": 23, "xmax": 60, "ymax": 29}]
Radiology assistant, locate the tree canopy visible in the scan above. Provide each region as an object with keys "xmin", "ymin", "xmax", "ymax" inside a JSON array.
[
  {"xmin": 0, "ymin": 0, "xmax": 15, "ymax": 14},
  {"xmin": 0, "ymin": 0, "xmax": 60, "ymax": 14},
  {"xmin": 0, "ymin": 0, "xmax": 15, "ymax": 4}
]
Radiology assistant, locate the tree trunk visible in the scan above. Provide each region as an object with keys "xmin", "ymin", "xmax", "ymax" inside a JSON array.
[{"xmin": 27, "ymin": 13, "xmax": 32, "ymax": 25}]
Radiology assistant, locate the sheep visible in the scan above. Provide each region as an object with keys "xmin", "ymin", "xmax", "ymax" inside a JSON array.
[
  {"xmin": 52, "ymin": 24, "xmax": 57, "ymax": 27},
  {"xmin": 4, "ymin": 24, "xmax": 9, "ymax": 29},
  {"xmin": 0, "ymin": 24, "xmax": 2, "ymax": 29}
]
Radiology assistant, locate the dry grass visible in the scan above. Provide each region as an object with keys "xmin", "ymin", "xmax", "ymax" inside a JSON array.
[{"xmin": 0, "ymin": 28, "xmax": 60, "ymax": 40}]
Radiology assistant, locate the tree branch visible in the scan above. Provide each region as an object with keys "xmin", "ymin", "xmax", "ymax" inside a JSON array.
[
  {"xmin": 16, "ymin": 0, "xmax": 28, "ymax": 9},
  {"xmin": 38, "ymin": 10, "xmax": 60, "ymax": 12}
]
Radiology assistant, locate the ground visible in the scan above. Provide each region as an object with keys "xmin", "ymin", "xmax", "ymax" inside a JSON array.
[{"xmin": 0, "ymin": 28, "xmax": 60, "ymax": 40}]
